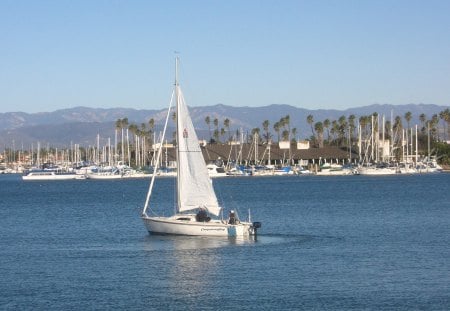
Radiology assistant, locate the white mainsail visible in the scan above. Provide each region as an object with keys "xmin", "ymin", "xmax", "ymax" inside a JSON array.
[{"xmin": 176, "ymin": 85, "xmax": 221, "ymax": 216}]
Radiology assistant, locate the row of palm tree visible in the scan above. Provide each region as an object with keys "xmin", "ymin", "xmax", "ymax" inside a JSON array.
[
  {"xmin": 202, "ymin": 108, "xmax": 450, "ymax": 147},
  {"xmin": 204, "ymin": 116, "xmax": 231, "ymax": 143},
  {"xmin": 115, "ymin": 117, "xmax": 156, "ymax": 167}
]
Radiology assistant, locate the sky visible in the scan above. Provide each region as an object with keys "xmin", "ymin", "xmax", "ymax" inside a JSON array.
[{"xmin": 1, "ymin": 0, "xmax": 450, "ymax": 113}]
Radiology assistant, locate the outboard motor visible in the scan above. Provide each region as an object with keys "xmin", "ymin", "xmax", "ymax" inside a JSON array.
[{"xmin": 252, "ymin": 222, "xmax": 262, "ymax": 236}]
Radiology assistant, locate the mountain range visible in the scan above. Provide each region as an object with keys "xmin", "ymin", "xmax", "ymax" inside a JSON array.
[{"xmin": 0, "ymin": 103, "xmax": 448, "ymax": 148}]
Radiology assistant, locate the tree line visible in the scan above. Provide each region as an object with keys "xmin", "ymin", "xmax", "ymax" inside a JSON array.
[{"xmin": 199, "ymin": 109, "xmax": 450, "ymax": 146}]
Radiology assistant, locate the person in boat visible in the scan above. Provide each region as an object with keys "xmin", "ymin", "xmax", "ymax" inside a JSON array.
[
  {"xmin": 196, "ymin": 209, "xmax": 210, "ymax": 222},
  {"xmin": 228, "ymin": 210, "xmax": 237, "ymax": 225}
]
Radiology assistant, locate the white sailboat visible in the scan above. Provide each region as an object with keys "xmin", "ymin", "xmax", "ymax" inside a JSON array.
[{"xmin": 141, "ymin": 58, "xmax": 261, "ymax": 237}]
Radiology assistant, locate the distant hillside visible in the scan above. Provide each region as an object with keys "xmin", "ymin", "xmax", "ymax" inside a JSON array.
[
  {"xmin": 0, "ymin": 103, "xmax": 448, "ymax": 148},
  {"xmin": 0, "ymin": 107, "xmax": 162, "ymax": 131}
]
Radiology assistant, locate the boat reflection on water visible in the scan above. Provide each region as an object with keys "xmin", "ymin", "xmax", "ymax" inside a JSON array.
[
  {"xmin": 140, "ymin": 234, "xmax": 266, "ymax": 303},
  {"xmin": 142, "ymin": 234, "xmax": 259, "ymax": 251}
]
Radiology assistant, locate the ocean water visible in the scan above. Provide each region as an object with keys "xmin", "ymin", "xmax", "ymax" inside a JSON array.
[{"xmin": 1, "ymin": 173, "xmax": 449, "ymax": 310}]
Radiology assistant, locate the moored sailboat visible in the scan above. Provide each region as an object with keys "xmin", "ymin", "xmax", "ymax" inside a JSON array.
[{"xmin": 141, "ymin": 58, "xmax": 260, "ymax": 237}]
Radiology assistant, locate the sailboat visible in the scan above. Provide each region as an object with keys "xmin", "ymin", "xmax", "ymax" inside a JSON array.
[{"xmin": 141, "ymin": 58, "xmax": 261, "ymax": 237}]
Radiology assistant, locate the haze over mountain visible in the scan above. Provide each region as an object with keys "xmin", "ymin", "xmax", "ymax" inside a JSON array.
[{"xmin": 0, "ymin": 103, "xmax": 447, "ymax": 149}]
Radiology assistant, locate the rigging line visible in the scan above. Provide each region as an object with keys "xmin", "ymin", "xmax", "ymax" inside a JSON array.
[{"xmin": 142, "ymin": 90, "xmax": 175, "ymax": 216}]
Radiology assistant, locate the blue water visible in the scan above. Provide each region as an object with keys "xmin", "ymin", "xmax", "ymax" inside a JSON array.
[{"xmin": 1, "ymin": 173, "xmax": 449, "ymax": 310}]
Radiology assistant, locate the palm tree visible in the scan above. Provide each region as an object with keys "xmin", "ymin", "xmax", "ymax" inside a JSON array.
[
  {"xmin": 393, "ymin": 116, "xmax": 403, "ymax": 132},
  {"xmin": 121, "ymin": 118, "xmax": 129, "ymax": 163},
  {"xmin": 291, "ymin": 128, "xmax": 297, "ymax": 143},
  {"xmin": 235, "ymin": 128, "xmax": 241, "ymax": 142},
  {"xmin": 419, "ymin": 113, "xmax": 426, "ymax": 134},
  {"xmin": 446, "ymin": 109, "xmax": 450, "ymax": 140},
  {"xmin": 128, "ymin": 123, "xmax": 139, "ymax": 166},
  {"xmin": 140, "ymin": 123, "xmax": 146, "ymax": 133},
  {"xmin": 404, "ymin": 111, "xmax": 412, "ymax": 130},
  {"xmin": 430, "ymin": 114, "xmax": 439, "ymax": 140},
  {"xmin": 273, "ymin": 122, "xmax": 281, "ymax": 142},
  {"xmin": 348, "ymin": 115, "xmax": 356, "ymax": 143},
  {"xmin": 148, "ymin": 118, "xmax": 155, "ymax": 145},
  {"xmin": 385, "ymin": 120, "xmax": 392, "ymax": 140},
  {"xmin": 114, "ymin": 119, "xmax": 123, "ymax": 163},
  {"xmin": 148, "ymin": 118, "xmax": 155, "ymax": 130},
  {"xmin": 115, "ymin": 119, "xmax": 123, "ymax": 131},
  {"xmin": 439, "ymin": 110, "xmax": 446, "ymax": 141},
  {"xmin": 205, "ymin": 116, "xmax": 211, "ymax": 141},
  {"xmin": 323, "ymin": 119, "xmax": 331, "ymax": 144},
  {"xmin": 262, "ymin": 120, "xmax": 270, "ymax": 143},
  {"xmin": 314, "ymin": 121, "xmax": 324, "ymax": 148},
  {"xmin": 284, "ymin": 115, "xmax": 291, "ymax": 139},
  {"xmin": 220, "ymin": 128, "xmax": 226, "ymax": 142},
  {"xmin": 223, "ymin": 118, "xmax": 231, "ymax": 142},
  {"xmin": 128, "ymin": 123, "xmax": 138, "ymax": 136},
  {"xmin": 440, "ymin": 108, "xmax": 450, "ymax": 141},
  {"xmin": 212, "ymin": 129, "xmax": 219, "ymax": 143},
  {"xmin": 331, "ymin": 120, "xmax": 339, "ymax": 144},
  {"xmin": 338, "ymin": 115, "xmax": 347, "ymax": 147},
  {"xmin": 281, "ymin": 129, "xmax": 289, "ymax": 141},
  {"xmin": 359, "ymin": 115, "xmax": 370, "ymax": 138},
  {"xmin": 307, "ymin": 114, "xmax": 315, "ymax": 138},
  {"xmin": 212, "ymin": 117, "xmax": 220, "ymax": 143},
  {"xmin": 251, "ymin": 128, "xmax": 261, "ymax": 144},
  {"xmin": 392, "ymin": 116, "xmax": 403, "ymax": 160}
]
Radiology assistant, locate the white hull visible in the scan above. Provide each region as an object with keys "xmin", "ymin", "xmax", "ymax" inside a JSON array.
[
  {"xmin": 208, "ymin": 172, "xmax": 228, "ymax": 178},
  {"xmin": 357, "ymin": 167, "xmax": 398, "ymax": 175},
  {"xmin": 87, "ymin": 172, "xmax": 151, "ymax": 179},
  {"xmin": 22, "ymin": 172, "xmax": 86, "ymax": 180},
  {"xmin": 142, "ymin": 214, "xmax": 256, "ymax": 237},
  {"xmin": 316, "ymin": 169, "xmax": 353, "ymax": 176},
  {"xmin": 206, "ymin": 164, "xmax": 228, "ymax": 178},
  {"xmin": 86, "ymin": 173, "xmax": 123, "ymax": 179}
]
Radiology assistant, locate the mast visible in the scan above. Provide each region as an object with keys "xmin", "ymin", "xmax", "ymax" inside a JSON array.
[
  {"xmin": 382, "ymin": 115, "xmax": 385, "ymax": 162},
  {"xmin": 427, "ymin": 121, "xmax": 431, "ymax": 159},
  {"xmin": 405, "ymin": 125, "xmax": 409, "ymax": 164},
  {"xmin": 371, "ymin": 115, "xmax": 374, "ymax": 162},
  {"xmin": 114, "ymin": 128, "xmax": 117, "ymax": 165},
  {"xmin": 127, "ymin": 128, "xmax": 130, "ymax": 166},
  {"xmin": 358, "ymin": 123, "xmax": 361, "ymax": 164},
  {"xmin": 175, "ymin": 56, "xmax": 181, "ymax": 213},
  {"xmin": 254, "ymin": 132, "xmax": 258, "ymax": 165},
  {"xmin": 415, "ymin": 124, "xmax": 418, "ymax": 166},
  {"xmin": 108, "ymin": 137, "xmax": 111, "ymax": 167},
  {"xmin": 96, "ymin": 134, "xmax": 100, "ymax": 164},
  {"xmin": 390, "ymin": 110, "xmax": 393, "ymax": 162}
]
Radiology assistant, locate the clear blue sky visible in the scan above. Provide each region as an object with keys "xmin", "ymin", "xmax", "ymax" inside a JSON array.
[{"xmin": 1, "ymin": 0, "xmax": 449, "ymax": 113}]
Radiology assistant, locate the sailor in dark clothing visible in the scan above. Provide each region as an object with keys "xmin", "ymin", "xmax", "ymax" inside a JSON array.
[
  {"xmin": 228, "ymin": 210, "xmax": 236, "ymax": 225},
  {"xmin": 196, "ymin": 209, "xmax": 210, "ymax": 222}
]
